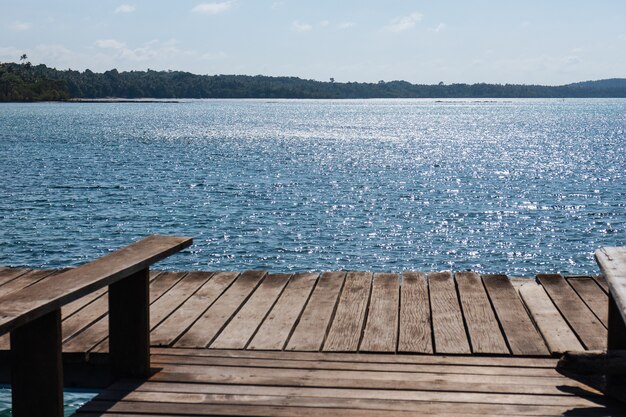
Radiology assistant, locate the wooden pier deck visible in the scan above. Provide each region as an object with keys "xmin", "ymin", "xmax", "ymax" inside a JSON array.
[{"xmin": 0, "ymin": 266, "xmax": 621, "ymax": 416}]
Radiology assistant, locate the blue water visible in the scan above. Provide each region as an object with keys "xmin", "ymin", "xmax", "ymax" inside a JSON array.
[
  {"xmin": 0, "ymin": 99, "xmax": 624, "ymax": 276},
  {"xmin": 0, "ymin": 386, "xmax": 96, "ymax": 416}
]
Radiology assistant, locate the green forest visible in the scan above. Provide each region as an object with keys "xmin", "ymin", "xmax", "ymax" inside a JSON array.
[{"xmin": 2, "ymin": 60, "xmax": 626, "ymax": 101}]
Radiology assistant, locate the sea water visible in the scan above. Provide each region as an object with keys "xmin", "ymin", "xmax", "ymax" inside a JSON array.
[
  {"xmin": 0, "ymin": 98, "xmax": 625, "ymax": 414},
  {"xmin": 1, "ymin": 99, "xmax": 624, "ymax": 275}
]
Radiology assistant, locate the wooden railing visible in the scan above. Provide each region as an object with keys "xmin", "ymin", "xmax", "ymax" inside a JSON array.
[
  {"xmin": 595, "ymin": 247, "xmax": 626, "ymax": 397},
  {"xmin": 0, "ymin": 235, "xmax": 192, "ymax": 417}
]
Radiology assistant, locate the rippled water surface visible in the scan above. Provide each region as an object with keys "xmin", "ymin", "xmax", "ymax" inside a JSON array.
[{"xmin": 1, "ymin": 99, "xmax": 625, "ymax": 276}]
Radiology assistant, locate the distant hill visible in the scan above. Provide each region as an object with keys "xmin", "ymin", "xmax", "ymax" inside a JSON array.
[
  {"xmin": 2, "ymin": 61, "xmax": 626, "ymax": 101},
  {"xmin": 566, "ymin": 78, "xmax": 626, "ymax": 89}
]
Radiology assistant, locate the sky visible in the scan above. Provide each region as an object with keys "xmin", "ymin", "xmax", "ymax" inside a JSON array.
[{"xmin": 2, "ymin": 1, "xmax": 626, "ymax": 85}]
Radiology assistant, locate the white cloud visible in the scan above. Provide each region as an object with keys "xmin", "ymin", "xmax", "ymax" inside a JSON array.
[
  {"xmin": 92, "ymin": 38, "xmax": 219, "ymax": 65},
  {"xmin": 192, "ymin": 1, "xmax": 233, "ymax": 15},
  {"xmin": 0, "ymin": 46, "xmax": 23, "ymax": 61},
  {"xmin": 114, "ymin": 4, "xmax": 135, "ymax": 13},
  {"xmin": 292, "ymin": 20, "xmax": 312, "ymax": 32},
  {"xmin": 521, "ymin": 20, "xmax": 531, "ymax": 28},
  {"xmin": 564, "ymin": 55, "xmax": 581, "ymax": 66},
  {"xmin": 385, "ymin": 13, "xmax": 422, "ymax": 33},
  {"xmin": 338, "ymin": 21, "xmax": 355, "ymax": 29},
  {"xmin": 431, "ymin": 23, "xmax": 446, "ymax": 33},
  {"xmin": 320, "ymin": 20, "xmax": 330, "ymax": 27},
  {"xmin": 9, "ymin": 21, "xmax": 32, "ymax": 31},
  {"xmin": 200, "ymin": 51, "xmax": 227, "ymax": 60},
  {"xmin": 95, "ymin": 39, "xmax": 126, "ymax": 49}
]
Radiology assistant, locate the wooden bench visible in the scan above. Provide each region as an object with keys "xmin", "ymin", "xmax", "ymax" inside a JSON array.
[
  {"xmin": 596, "ymin": 247, "xmax": 626, "ymax": 397},
  {"xmin": 0, "ymin": 235, "xmax": 192, "ymax": 417}
]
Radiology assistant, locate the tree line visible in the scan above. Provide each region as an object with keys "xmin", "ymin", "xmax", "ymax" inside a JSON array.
[{"xmin": 1, "ymin": 61, "xmax": 626, "ymax": 101}]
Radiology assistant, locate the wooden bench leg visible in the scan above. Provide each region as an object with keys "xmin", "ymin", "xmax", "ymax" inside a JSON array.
[
  {"xmin": 10, "ymin": 309, "xmax": 63, "ymax": 417},
  {"xmin": 608, "ymin": 292, "xmax": 626, "ymax": 400},
  {"xmin": 109, "ymin": 267, "xmax": 150, "ymax": 378}
]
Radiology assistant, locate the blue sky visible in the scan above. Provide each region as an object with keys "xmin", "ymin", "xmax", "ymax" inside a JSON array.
[{"xmin": 2, "ymin": 1, "xmax": 626, "ymax": 84}]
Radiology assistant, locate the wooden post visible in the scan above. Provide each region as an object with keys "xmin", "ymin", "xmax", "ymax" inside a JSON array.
[
  {"xmin": 10, "ymin": 309, "xmax": 63, "ymax": 417},
  {"xmin": 607, "ymin": 292, "xmax": 626, "ymax": 398},
  {"xmin": 108, "ymin": 267, "xmax": 150, "ymax": 378}
]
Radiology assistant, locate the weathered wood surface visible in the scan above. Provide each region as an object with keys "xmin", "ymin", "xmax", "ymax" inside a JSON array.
[
  {"xmin": 286, "ymin": 272, "xmax": 345, "ymax": 351},
  {"xmin": 72, "ymin": 348, "xmax": 625, "ymax": 417},
  {"xmin": 323, "ymin": 272, "xmax": 372, "ymax": 352},
  {"xmin": 175, "ymin": 270, "xmax": 266, "ymax": 348},
  {"xmin": 0, "ymin": 269, "xmax": 65, "ymax": 349},
  {"xmin": 398, "ymin": 272, "xmax": 432, "ymax": 353},
  {"xmin": 596, "ymin": 247, "xmax": 626, "ymax": 325},
  {"xmin": 0, "ymin": 268, "xmax": 31, "ymax": 288},
  {"xmin": 482, "ymin": 274, "xmax": 549, "ymax": 356},
  {"xmin": 249, "ymin": 272, "xmax": 318, "ymax": 350},
  {"xmin": 567, "ymin": 276, "xmax": 609, "ymax": 327},
  {"xmin": 0, "ymin": 268, "xmax": 610, "ymax": 356},
  {"xmin": 455, "ymin": 272, "xmax": 508, "ymax": 354},
  {"xmin": 429, "ymin": 272, "xmax": 471, "ymax": 354},
  {"xmin": 0, "ymin": 235, "xmax": 192, "ymax": 335},
  {"xmin": 211, "ymin": 273, "xmax": 290, "ymax": 349},
  {"xmin": 11, "ymin": 309, "xmax": 63, "ymax": 417},
  {"xmin": 537, "ymin": 274, "xmax": 606, "ymax": 350},
  {"xmin": 63, "ymin": 272, "xmax": 186, "ymax": 353},
  {"xmin": 151, "ymin": 272, "xmax": 238, "ymax": 346},
  {"xmin": 519, "ymin": 281, "xmax": 584, "ymax": 354},
  {"xmin": 360, "ymin": 273, "xmax": 399, "ymax": 352}
]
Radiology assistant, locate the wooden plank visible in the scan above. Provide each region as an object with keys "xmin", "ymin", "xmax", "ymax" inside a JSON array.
[
  {"xmin": 67, "ymin": 408, "xmax": 552, "ymax": 417},
  {"xmin": 175, "ymin": 270, "xmax": 266, "ymax": 348},
  {"xmin": 74, "ymin": 400, "xmax": 614, "ymax": 417},
  {"xmin": 61, "ymin": 287, "xmax": 108, "ymax": 320},
  {"xmin": 398, "ymin": 272, "xmax": 432, "ymax": 353},
  {"xmin": 150, "ymin": 353, "xmax": 564, "ymax": 377},
  {"xmin": 84, "ymin": 390, "xmax": 612, "ymax": 416},
  {"xmin": 428, "ymin": 272, "xmax": 470, "ymax": 354},
  {"xmin": 109, "ymin": 268, "xmax": 150, "ymax": 378},
  {"xmin": 286, "ymin": 272, "xmax": 345, "ymax": 352},
  {"xmin": 593, "ymin": 274, "xmax": 609, "ymax": 293},
  {"xmin": 567, "ymin": 277, "xmax": 609, "ymax": 327},
  {"xmin": 63, "ymin": 272, "xmax": 186, "ymax": 353},
  {"xmin": 537, "ymin": 274, "xmax": 606, "ymax": 350},
  {"xmin": 61, "ymin": 290, "xmax": 109, "ymax": 343},
  {"xmin": 0, "ymin": 269, "xmax": 59, "ymax": 297},
  {"xmin": 0, "ymin": 235, "xmax": 192, "ymax": 335},
  {"xmin": 597, "ymin": 247, "xmax": 626, "ymax": 395},
  {"xmin": 455, "ymin": 272, "xmax": 508, "ymax": 354},
  {"xmin": 360, "ymin": 273, "xmax": 399, "ymax": 352},
  {"xmin": 68, "ymin": 270, "xmax": 204, "ymax": 353},
  {"xmin": 147, "ymin": 271, "xmax": 215, "ymax": 330},
  {"xmin": 110, "ymin": 380, "xmax": 605, "ymax": 407},
  {"xmin": 608, "ymin": 292, "xmax": 626, "ymax": 350},
  {"xmin": 10, "ymin": 309, "xmax": 63, "ymax": 417},
  {"xmin": 146, "ymin": 363, "xmax": 597, "ymax": 396},
  {"xmin": 518, "ymin": 281, "xmax": 584, "ymax": 354},
  {"xmin": 211, "ymin": 274, "xmax": 290, "ymax": 349},
  {"xmin": 596, "ymin": 247, "xmax": 626, "ymax": 324},
  {"xmin": 0, "ymin": 268, "xmax": 31, "ymax": 289},
  {"xmin": 61, "ymin": 272, "xmax": 162, "ymax": 326},
  {"xmin": 482, "ymin": 275, "xmax": 549, "ymax": 356},
  {"xmin": 155, "ymin": 346, "xmax": 559, "ymax": 367},
  {"xmin": 151, "ymin": 272, "xmax": 238, "ymax": 347},
  {"xmin": 323, "ymin": 272, "xmax": 372, "ymax": 352},
  {"xmin": 248, "ymin": 272, "xmax": 318, "ymax": 350},
  {"xmin": 0, "ymin": 269, "xmax": 62, "ymax": 350}
]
